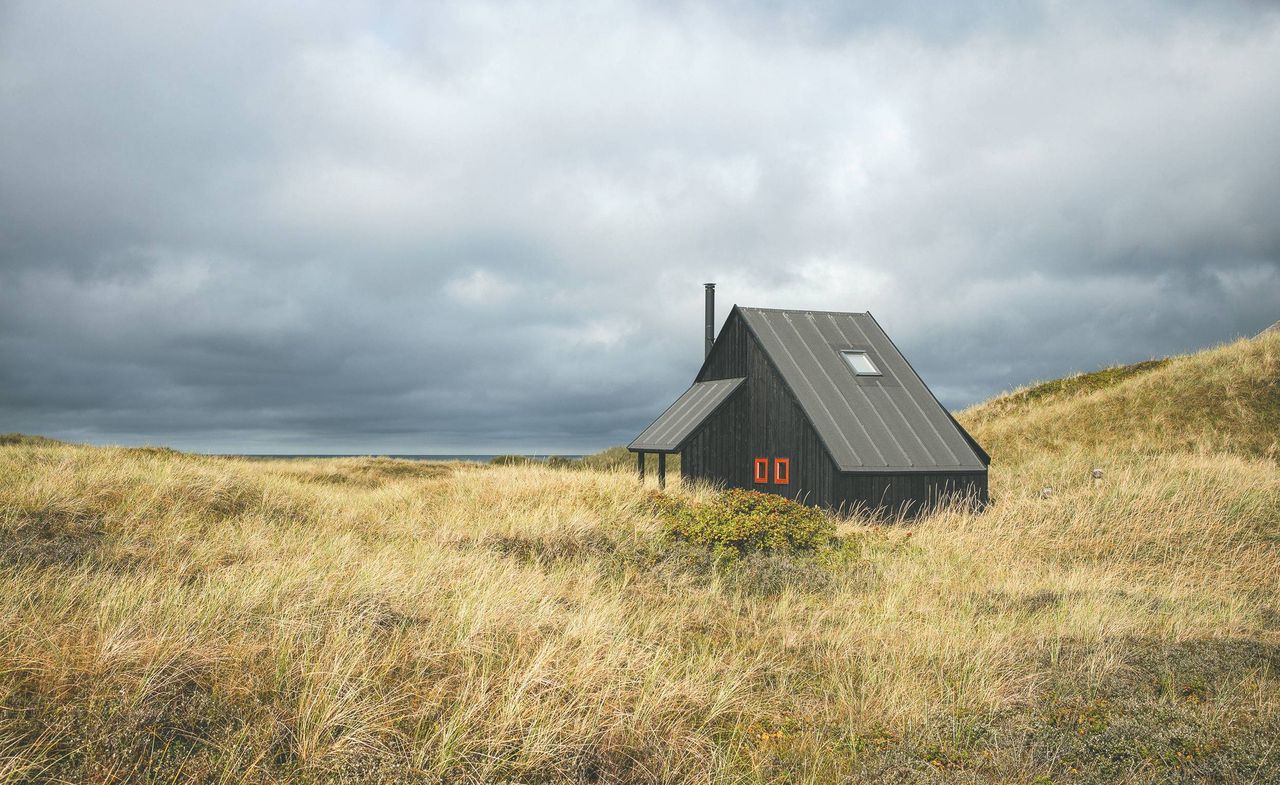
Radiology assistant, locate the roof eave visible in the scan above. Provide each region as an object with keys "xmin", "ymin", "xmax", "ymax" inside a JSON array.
[
  {"xmin": 834, "ymin": 464, "xmax": 988, "ymax": 474},
  {"xmin": 627, "ymin": 377, "xmax": 746, "ymax": 453}
]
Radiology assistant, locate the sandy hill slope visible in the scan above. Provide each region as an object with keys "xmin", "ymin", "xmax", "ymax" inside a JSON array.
[{"xmin": 961, "ymin": 330, "xmax": 1280, "ymax": 464}]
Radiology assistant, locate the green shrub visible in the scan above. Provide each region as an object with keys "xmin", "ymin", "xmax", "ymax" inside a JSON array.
[
  {"xmin": 489, "ymin": 454, "xmax": 582, "ymax": 468},
  {"xmin": 1005, "ymin": 358, "xmax": 1170, "ymax": 406},
  {"xmin": 0, "ymin": 433, "xmax": 64, "ymax": 446},
  {"xmin": 575, "ymin": 446, "xmax": 682, "ymax": 474},
  {"xmin": 661, "ymin": 488, "xmax": 837, "ymax": 555},
  {"xmin": 489, "ymin": 454, "xmax": 538, "ymax": 466},
  {"xmin": 573, "ymin": 445, "xmax": 635, "ymax": 471}
]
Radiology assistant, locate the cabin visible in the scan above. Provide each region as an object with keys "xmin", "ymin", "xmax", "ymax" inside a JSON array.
[{"xmin": 629, "ymin": 285, "xmax": 989, "ymax": 518}]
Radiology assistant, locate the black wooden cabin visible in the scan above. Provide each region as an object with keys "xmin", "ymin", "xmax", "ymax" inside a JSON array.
[{"xmin": 629, "ymin": 286, "xmax": 989, "ymax": 518}]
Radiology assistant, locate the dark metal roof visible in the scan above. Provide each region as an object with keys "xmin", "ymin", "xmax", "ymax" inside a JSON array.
[
  {"xmin": 739, "ymin": 307, "xmax": 987, "ymax": 472},
  {"xmin": 629, "ymin": 377, "xmax": 745, "ymax": 453}
]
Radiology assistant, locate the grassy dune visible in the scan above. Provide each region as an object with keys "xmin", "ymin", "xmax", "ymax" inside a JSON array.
[
  {"xmin": 963, "ymin": 331, "xmax": 1280, "ymax": 461},
  {"xmin": 0, "ymin": 335, "xmax": 1278, "ymax": 783}
]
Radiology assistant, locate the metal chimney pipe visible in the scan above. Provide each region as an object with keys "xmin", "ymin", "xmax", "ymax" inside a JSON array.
[{"xmin": 704, "ymin": 283, "xmax": 715, "ymax": 358}]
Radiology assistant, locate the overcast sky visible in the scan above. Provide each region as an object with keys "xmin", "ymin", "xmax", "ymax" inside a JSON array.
[{"xmin": 2, "ymin": 1, "xmax": 1279, "ymax": 454}]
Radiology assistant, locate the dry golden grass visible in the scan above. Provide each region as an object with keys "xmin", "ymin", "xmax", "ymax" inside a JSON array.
[
  {"xmin": 963, "ymin": 331, "xmax": 1280, "ymax": 462},
  {"xmin": 0, "ymin": 334, "xmax": 1277, "ymax": 783}
]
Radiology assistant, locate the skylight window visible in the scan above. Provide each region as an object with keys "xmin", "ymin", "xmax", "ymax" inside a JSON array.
[{"xmin": 841, "ymin": 350, "xmax": 880, "ymax": 376}]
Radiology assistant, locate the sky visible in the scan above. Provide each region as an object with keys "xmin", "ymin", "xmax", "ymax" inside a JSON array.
[{"xmin": 2, "ymin": 1, "xmax": 1279, "ymax": 454}]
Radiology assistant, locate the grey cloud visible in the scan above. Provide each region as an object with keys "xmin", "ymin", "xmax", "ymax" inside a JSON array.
[{"xmin": 2, "ymin": 0, "xmax": 1279, "ymax": 453}]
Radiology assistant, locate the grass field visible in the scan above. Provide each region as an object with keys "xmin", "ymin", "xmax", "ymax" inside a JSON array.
[{"xmin": 0, "ymin": 332, "xmax": 1277, "ymax": 783}]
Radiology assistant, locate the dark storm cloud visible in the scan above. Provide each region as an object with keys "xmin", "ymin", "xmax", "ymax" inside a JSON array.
[{"xmin": 2, "ymin": 0, "xmax": 1279, "ymax": 452}]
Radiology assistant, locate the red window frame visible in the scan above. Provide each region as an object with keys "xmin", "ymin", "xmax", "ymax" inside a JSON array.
[
  {"xmin": 774, "ymin": 458, "xmax": 790, "ymax": 485},
  {"xmin": 753, "ymin": 457, "xmax": 769, "ymax": 484}
]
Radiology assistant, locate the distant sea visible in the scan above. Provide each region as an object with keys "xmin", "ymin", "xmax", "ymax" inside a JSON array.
[{"xmin": 230, "ymin": 454, "xmax": 585, "ymax": 463}]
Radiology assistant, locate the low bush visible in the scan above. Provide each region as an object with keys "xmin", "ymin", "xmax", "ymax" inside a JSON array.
[
  {"xmin": 0, "ymin": 432, "xmax": 63, "ymax": 446},
  {"xmin": 489, "ymin": 454, "xmax": 538, "ymax": 466},
  {"xmin": 573, "ymin": 446, "xmax": 683, "ymax": 474},
  {"xmin": 659, "ymin": 488, "xmax": 838, "ymax": 556},
  {"xmin": 489, "ymin": 454, "xmax": 579, "ymax": 468},
  {"xmin": 573, "ymin": 445, "xmax": 635, "ymax": 471}
]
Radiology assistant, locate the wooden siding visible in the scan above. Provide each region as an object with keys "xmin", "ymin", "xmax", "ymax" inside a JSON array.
[
  {"xmin": 831, "ymin": 471, "xmax": 988, "ymax": 518},
  {"xmin": 685, "ymin": 309, "xmax": 836, "ymax": 505},
  {"xmin": 680, "ymin": 388, "xmax": 748, "ymax": 487},
  {"xmin": 682, "ymin": 308, "xmax": 987, "ymax": 519}
]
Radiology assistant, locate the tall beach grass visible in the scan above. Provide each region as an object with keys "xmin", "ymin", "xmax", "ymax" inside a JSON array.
[{"xmin": 0, "ymin": 333, "xmax": 1276, "ymax": 782}]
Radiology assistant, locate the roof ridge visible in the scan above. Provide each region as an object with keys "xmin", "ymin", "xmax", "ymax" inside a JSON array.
[{"xmin": 738, "ymin": 306, "xmax": 872, "ymax": 317}]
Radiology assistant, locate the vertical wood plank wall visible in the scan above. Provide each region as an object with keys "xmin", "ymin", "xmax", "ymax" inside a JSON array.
[{"xmin": 681, "ymin": 309, "xmax": 988, "ymax": 518}]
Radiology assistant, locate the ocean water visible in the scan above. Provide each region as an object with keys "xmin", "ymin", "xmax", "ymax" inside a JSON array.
[{"xmin": 231, "ymin": 454, "xmax": 585, "ymax": 463}]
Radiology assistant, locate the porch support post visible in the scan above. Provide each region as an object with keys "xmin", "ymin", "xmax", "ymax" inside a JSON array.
[
  {"xmin": 658, "ymin": 452, "xmax": 666, "ymax": 490},
  {"xmin": 637, "ymin": 451, "xmax": 645, "ymax": 481}
]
